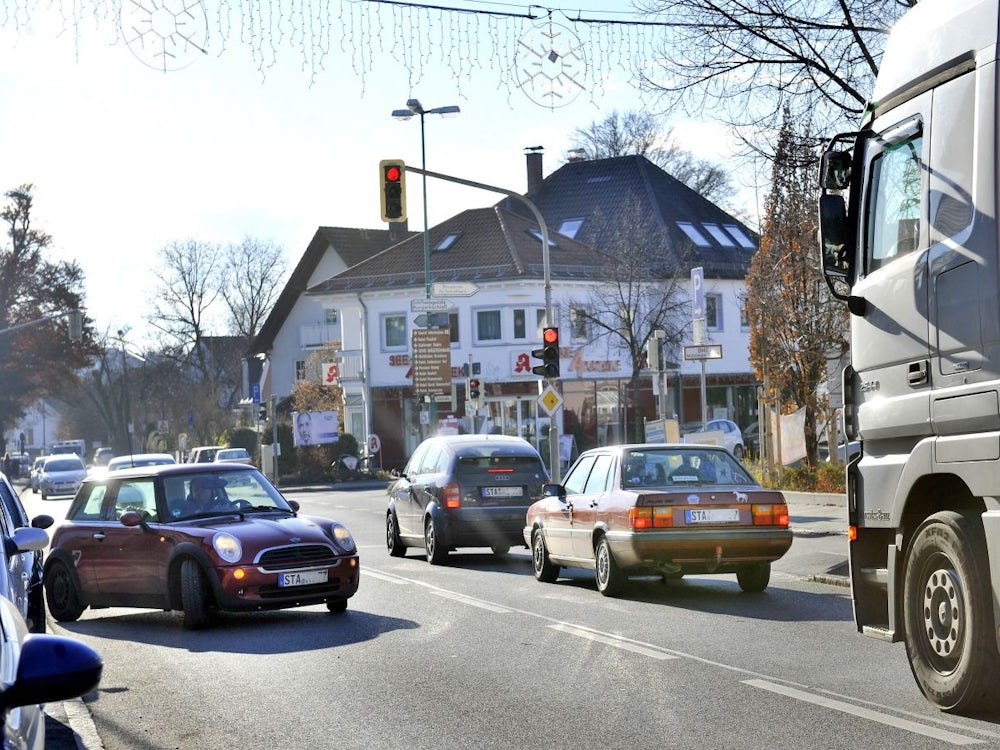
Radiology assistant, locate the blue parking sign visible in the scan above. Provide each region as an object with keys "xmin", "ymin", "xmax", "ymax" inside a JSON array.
[{"xmin": 252, "ymin": 383, "xmax": 261, "ymax": 404}]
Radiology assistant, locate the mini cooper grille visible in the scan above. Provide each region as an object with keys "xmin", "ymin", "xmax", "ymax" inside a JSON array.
[{"xmin": 257, "ymin": 544, "xmax": 339, "ymax": 571}]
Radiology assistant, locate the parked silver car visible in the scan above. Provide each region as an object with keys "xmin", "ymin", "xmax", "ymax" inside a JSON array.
[
  {"xmin": 36, "ymin": 454, "xmax": 87, "ymax": 500},
  {"xmin": 0, "ymin": 472, "xmax": 53, "ymax": 633}
]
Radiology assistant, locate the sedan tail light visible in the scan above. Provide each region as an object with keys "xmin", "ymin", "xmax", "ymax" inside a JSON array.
[
  {"xmin": 443, "ymin": 483, "xmax": 462, "ymax": 509},
  {"xmin": 629, "ymin": 507, "xmax": 674, "ymax": 529},
  {"xmin": 751, "ymin": 503, "xmax": 789, "ymax": 527}
]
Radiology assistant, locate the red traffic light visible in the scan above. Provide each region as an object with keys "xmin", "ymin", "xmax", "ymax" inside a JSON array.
[
  {"xmin": 532, "ymin": 327, "xmax": 560, "ymax": 379},
  {"xmin": 385, "ymin": 165, "xmax": 402, "ymax": 182},
  {"xmin": 542, "ymin": 327, "xmax": 559, "ymax": 345}
]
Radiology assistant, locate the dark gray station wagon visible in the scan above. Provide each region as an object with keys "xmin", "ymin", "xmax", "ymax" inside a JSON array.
[{"xmin": 386, "ymin": 435, "xmax": 549, "ymax": 564}]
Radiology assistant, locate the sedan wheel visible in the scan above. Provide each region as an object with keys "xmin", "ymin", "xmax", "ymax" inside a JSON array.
[
  {"xmin": 424, "ymin": 517, "xmax": 448, "ymax": 565},
  {"xmin": 45, "ymin": 561, "xmax": 85, "ymax": 622},
  {"xmin": 532, "ymin": 529, "xmax": 559, "ymax": 583},
  {"xmin": 181, "ymin": 559, "xmax": 213, "ymax": 630},
  {"xmin": 386, "ymin": 512, "xmax": 406, "ymax": 557},
  {"xmin": 595, "ymin": 536, "xmax": 624, "ymax": 597},
  {"xmin": 737, "ymin": 562, "xmax": 771, "ymax": 592}
]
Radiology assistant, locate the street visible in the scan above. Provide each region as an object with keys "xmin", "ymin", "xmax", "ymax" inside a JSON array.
[{"xmin": 23, "ymin": 485, "xmax": 1000, "ymax": 749}]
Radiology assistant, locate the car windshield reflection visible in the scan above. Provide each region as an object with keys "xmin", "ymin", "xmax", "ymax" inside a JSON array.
[
  {"xmin": 621, "ymin": 448, "xmax": 753, "ymax": 488},
  {"xmin": 165, "ymin": 470, "xmax": 290, "ymax": 522}
]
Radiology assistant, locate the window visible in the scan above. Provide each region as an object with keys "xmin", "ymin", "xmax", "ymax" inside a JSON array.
[
  {"xmin": 676, "ymin": 222, "xmax": 711, "ymax": 247},
  {"xmin": 703, "ymin": 223, "xmax": 736, "ymax": 247},
  {"xmin": 448, "ymin": 312, "xmax": 459, "ymax": 344},
  {"xmin": 570, "ymin": 307, "xmax": 589, "ymax": 341},
  {"xmin": 294, "ymin": 361, "xmax": 306, "ymax": 381},
  {"xmin": 476, "ymin": 310, "xmax": 502, "ymax": 342},
  {"xmin": 324, "ymin": 308, "xmax": 339, "ymax": 325},
  {"xmin": 866, "ymin": 131, "xmax": 923, "ymax": 274},
  {"xmin": 724, "ymin": 224, "xmax": 756, "ymax": 249},
  {"xmin": 383, "ymin": 314, "xmax": 407, "ymax": 348},
  {"xmin": 514, "ymin": 309, "xmax": 526, "ymax": 339},
  {"xmin": 526, "ymin": 229, "xmax": 559, "ymax": 247},
  {"xmin": 739, "ymin": 295, "xmax": 750, "ymax": 329},
  {"xmin": 558, "ymin": 218, "xmax": 584, "ymax": 238},
  {"xmin": 706, "ymin": 294, "xmax": 722, "ymax": 330},
  {"xmin": 435, "ymin": 232, "xmax": 461, "ymax": 251}
]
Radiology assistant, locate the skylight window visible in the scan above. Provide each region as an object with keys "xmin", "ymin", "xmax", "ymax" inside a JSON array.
[
  {"xmin": 703, "ymin": 223, "xmax": 736, "ymax": 247},
  {"xmin": 527, "ymin": 229, "xmax": 559, "ymax": 247},
  {"xmin": 435, "ymin": 232, "xmax": 461, "ymax": 251},
  {"xmin": 723, "ymin": 224, "xmax": 756, "ymax": 249},
  {"xmin": 676, "ymin": 222, "xmax": 711, "ymax": 247},
  {"xmin": 558, "ymin": 218, "xmax": 584, "ymax": 238}
]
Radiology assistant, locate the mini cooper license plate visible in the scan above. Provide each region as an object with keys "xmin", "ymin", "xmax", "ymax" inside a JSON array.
[
  {"xmin": 685, "ymin": 508, "xmax": 740, "ymax": 524},
  {"xmin": 278, "ymin": 570, "xmax": 329, "ymax": 587}
]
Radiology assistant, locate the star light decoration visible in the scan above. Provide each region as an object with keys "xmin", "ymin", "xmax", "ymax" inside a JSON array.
[
  {"xmin": 120, "ymin": 0, "xmax": 209, "ymax": 72},
  {"xmin": 515, "ymin": 17, "xmax": 587, "ymax": 109}
]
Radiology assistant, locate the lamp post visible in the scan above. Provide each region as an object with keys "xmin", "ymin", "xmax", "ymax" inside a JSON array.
[
  {"xmin": 391, "ymin": 99, "xmax": 460, "ymax": 440},
  {"xmin": 391, "ymin": 99, "xmax": 460, "ymax": 300}
]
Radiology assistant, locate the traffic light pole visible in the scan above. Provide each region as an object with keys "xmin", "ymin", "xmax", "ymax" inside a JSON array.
[{"xmin": 404, "ymin": 165, "xmax": 561, "ymax": 481}]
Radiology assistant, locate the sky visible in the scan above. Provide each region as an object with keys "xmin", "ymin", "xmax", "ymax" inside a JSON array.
[{"xmin": 0, "ymin": 0, "xmax": 760, "ymax": 345}]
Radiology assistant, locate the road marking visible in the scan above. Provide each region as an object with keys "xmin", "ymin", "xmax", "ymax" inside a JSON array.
[
  {"xmin": 548, "ymin": 623, "xmax": 679, "ymax": 660},
  {"xmin": 431, "ymin": 590, "xmax": 513, "ymax": 613},
  {"xmin": 744, "ymin": 679, "xmax": 983, "ymax": 745},
  {"xmin": 362, "ymin": 569, "xmax": 411, "ymax": 585}
]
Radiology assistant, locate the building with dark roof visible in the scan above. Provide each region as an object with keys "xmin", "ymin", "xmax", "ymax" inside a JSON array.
[{"xmin": 254, "ymin": 150, "xmax": 761, "ymax": 470}]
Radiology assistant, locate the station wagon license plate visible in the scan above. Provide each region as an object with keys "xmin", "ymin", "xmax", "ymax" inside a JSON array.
[
  {"xmin": 481, "ymin": 486, "xmax": 523, "ymax": 499},
  {"xmin": 278, "ymin": 570, "xmax": 328, "ymax": 587},
  {"xmin": 685, "ymin": 508, "xmax": 740, "ymax": 524}
]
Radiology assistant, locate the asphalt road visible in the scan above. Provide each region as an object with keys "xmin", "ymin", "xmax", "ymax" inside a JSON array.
[{"xmin": 25, "ymin": 483, "xmax": 1000, "ymax": 749}]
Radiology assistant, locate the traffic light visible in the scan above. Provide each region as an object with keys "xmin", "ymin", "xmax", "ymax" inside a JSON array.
[
  {"xmin": 258, "ymin": 403, "xmax": 268, "ymax": 421},
  {"xmin": 531, "ymin": 327, "xmax": 560, "ymax": 378},
  {"xmin": 646, "ymin": 337, "xmax": 660, "ymax": 371},
  {"xmin": 379, "ymin": 159, "xmax": 407, "ymax": 222},
  {"xmin": 469, "ymin": 378, "xmax": 481, "ymax": 402}
]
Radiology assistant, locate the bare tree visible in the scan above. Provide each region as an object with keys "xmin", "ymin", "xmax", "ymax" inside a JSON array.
[
  {"xmin": 635, "ymin": 0, "xmax": 915, "ymax": 145},
  {"xmin": 567, "ymin": 194, "xmax": 691, "ymax": 441},
  {"xmin": 570, "ymin": 110, "xmax": 735, "ymax": 206},
  {"xmin": 220, "ymin": 236, "xmax": 287, "ymax": 343},
  {"xmin": 746, "ymin": 109, "xmax": 849, "ymax": 465}
]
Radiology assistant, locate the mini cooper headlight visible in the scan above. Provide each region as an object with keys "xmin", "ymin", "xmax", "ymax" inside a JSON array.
[
  {"xmin": 331, "ymin": 523, "xmax": 356, "ymax": 553},
  {"xmin": 212, "ymin": 532, "xmax": 243, "ymax": 563}
]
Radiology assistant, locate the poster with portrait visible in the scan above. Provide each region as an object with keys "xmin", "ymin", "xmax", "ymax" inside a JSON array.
[{"xmin": 293, "ymin": 410, "xmax": 340, "ymax": 447}]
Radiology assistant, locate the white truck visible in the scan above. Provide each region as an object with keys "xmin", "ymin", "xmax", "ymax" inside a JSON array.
[{"xmin": 818, "ymin": 0, "xmax": 1000, "ymax": 714}]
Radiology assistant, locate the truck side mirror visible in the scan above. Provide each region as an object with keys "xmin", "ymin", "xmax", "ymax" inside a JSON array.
[
  {"xmin": 820, "ymin": 150, "xmax": 852, "ymax": 190},
  {"xmin": 819, "ymin": 194, "xmax": 850, "ymax": 275}
]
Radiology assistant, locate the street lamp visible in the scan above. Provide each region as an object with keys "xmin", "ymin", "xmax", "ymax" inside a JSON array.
[{"xmin": 391, "ymin": 98, "xmax": 460, "ymax": 300}]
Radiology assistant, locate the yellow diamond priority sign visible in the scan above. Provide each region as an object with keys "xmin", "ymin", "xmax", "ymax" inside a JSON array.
[{"xmin": 538, "ymin": 385, "xmax": 563, "ymax": 415}]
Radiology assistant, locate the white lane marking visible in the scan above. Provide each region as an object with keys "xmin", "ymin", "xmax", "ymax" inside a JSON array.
[
  {"xmin": 362, "ymin": 569, "xmax": 411, "ymax": 585},
  {"xmin": 431, "ymin": 590, "xmax": 513, "ymax": 613},
  {"xmin": 745, "ymin": 679, "xmax": 983, "ymax": 745},
  {"xmin": 548, "ymin": 623, "xmax": 679, "ymax": 660}
]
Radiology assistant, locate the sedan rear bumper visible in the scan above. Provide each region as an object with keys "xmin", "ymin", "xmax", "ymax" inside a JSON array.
[{"xmin": 605, "ymin": 527, "xmax": 792, "ymax": 570}]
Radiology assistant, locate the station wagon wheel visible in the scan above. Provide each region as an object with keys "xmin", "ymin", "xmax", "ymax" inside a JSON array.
[
  {"xmin": 386, "ymin": 512, "xmax": 407, "ymax": 557},
  {"xmin": 595, "ymin": 536, "xmax": 624, "ymax": 597},
  {"xmin": 45, "ymin": 561, "xmax": 85, "ymax": 622},
  {"xmin": 424, "ymin": 516, "xmax": 448, "ymax": 565},
  {"xmin": 180, "ymin": 559, "xmax": 213, "ymax": 630},
  {"xmin": 531, "ymin": 529, "xmax": 559, "ymax": 583},
  {"xmin": 736, "ymin": 563, "xmax": 771, "ymax": 592}
]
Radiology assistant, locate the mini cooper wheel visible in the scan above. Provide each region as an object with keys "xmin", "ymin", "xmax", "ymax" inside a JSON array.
[
  {"xmin": 387, "ymin": 512, "xmax": 406, "ymax": 557},
  {"xmin": 424, "ymin": 516, "xmax": 448, "ymax": 565},
  {"xmin": 595, "ymin": 536, "xmax": 624, "ymax": 596},
  {"xmin": 327, "ymin": 598, "xmax": 348, "ymax": 614},
  {"xmin": 532, "ymin": 529, "xmax": 559, "ymax": 583},
  {"xmin": 45, "ymin": 561, "xmax": 85, "ymax": 622},
  {"xmin": 181, "ymin": 559, "xmax": 213, "ymax": 630}
]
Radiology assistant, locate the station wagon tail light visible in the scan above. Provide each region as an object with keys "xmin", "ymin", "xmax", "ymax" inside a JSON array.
[
  {"xmin": 487, "ymin": 467, "xmax": 514, "ymax": 473},
  {"xmin": 751, "ymin": 504, "xmax": 789, "ymax": 527},
  {"xmin": 443, "ymin": 482, "xmax": 462, "ymax": 508}
]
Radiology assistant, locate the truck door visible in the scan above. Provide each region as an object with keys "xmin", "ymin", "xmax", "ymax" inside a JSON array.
[{"xmin": 850, "ymin": 94, "xmax": 932, "ymax": 446}]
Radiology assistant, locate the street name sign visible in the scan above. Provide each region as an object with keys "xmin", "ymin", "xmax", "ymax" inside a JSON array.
[
  {"xmin": 683, "ymin": 344, "xmax": 723, "ymax": 360},
  {"xmin": 431, "ymin": 281, "xmax": 479, "ymax": 297},
  {"xmin": 411, "ymin": 298, "xmax": 452, "ymax": 312}
]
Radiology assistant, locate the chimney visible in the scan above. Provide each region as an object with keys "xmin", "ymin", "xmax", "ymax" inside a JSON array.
[{"xmin": 525, "ymin": 146, "xmax": 544, "ymax": 196}]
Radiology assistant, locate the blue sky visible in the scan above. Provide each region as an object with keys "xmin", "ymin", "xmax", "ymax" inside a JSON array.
[{"xmin": 0, "ymin": 1, "xmax": 757, "ymax": 342}]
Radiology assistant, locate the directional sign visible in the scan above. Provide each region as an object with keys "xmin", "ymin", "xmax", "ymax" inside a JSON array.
[
  {"xmin": 411, "ymin": 328, "xmax": 452, "ymax": 395},
  {"xmin": 411, "ymin": 298, "xmax": 452, "ymax": 312},
  {"xmin": 432, "ymin": 281, "xmax": 479, "ymax": 297},
  {"xmin": 683, "ymin": 344, "xmax": 723, "ymax": 360}
]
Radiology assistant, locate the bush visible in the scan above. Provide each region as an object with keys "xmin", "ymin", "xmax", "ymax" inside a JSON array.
[{"xmin": 747, "ymin": 460, "xmax": 847, "ymax": 493}]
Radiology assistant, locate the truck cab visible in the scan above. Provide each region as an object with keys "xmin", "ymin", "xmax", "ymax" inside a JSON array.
[{"xmin": 818, "ymin": 0, "xmax": 1000, "ymax": 714}]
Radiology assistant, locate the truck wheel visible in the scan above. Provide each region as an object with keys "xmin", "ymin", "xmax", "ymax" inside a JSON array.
[{"xmin": 903, "ymin": 510, "xmax": 1000, "ymax": 714}]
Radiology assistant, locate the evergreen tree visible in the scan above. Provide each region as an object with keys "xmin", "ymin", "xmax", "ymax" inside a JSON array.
[{"xmin": 746, "ymin": 109, "xmax": 849, "ymax": 464}]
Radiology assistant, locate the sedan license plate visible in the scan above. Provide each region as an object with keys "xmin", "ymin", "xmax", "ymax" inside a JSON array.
[
  {"xmin": 685, "ymin": 508, "xmax": 740, "ymax": 524},
  {"xmin": 278, "ymin": 570, "xmax": 328, "ymax": 587},
  {"xmin": 481, "ymin": 486, "xmax": 523, "ymax": 499}
]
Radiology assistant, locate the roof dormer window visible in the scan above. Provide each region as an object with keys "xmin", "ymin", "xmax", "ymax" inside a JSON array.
[
  {"xmin": 723, "ymin": 224, "xmax": 756, "ymax": 249},
  {"xmin": 676, "ymin": 222, "xmax": 711, "ymax": 247},
  {"xmin": 558, "ymin": 218, "xmax": 584, "ymax": 238},
  {"xmin": 703, "ymin": 223, "xmax": 736, "ymax": 247},
  {"xmin": 435, "ymin": 232, "xmax": 461, "ymax": 251}
]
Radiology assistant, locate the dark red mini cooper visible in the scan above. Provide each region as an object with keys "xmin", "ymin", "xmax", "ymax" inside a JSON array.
[
  {"xmin": 44, "ymin": 464, "xmax": 359, "ymax": 629},
  {"xmin": 524, "ymin": 444, "xmax": 792, "ymax": 596}
]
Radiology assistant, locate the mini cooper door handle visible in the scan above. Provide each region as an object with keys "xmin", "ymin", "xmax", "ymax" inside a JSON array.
[{"xmin": 92, "ymin": 532, "xmax": 106, "ymax": 541}]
